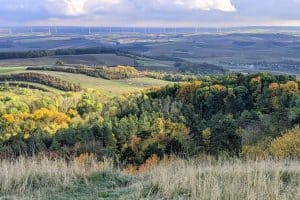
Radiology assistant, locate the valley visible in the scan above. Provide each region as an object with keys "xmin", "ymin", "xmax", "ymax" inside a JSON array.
[{"xmin": 0, "ymin": 27, "xmax": 299, "ymax": 200}]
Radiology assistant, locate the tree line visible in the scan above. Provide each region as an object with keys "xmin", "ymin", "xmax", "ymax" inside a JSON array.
[
  {"xmin": 174, "ymin": 61, "xmax": 228, "ymax": 75},
  {"xmin": 0, "ymin": 73, "xmax": 81, "ymax": 91},
  {"xmin": 28, "ymin": 66, "xmax": 200, "ymax": 82},
  {"xmin": 27, "ymin": 66, "xmax": 142, "ymax": 80},
  {"xmin": 0, "ymin": 47, "xmax": 118, "ymax": 60},
  {"xmin": 0, "ymin": 73, "xmax": 299, "ymax": 165}
]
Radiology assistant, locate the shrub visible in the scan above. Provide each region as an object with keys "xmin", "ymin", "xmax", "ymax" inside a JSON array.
[{"xmin": 269, "ymin": 126, "xmax": 300, "ymax": 159}]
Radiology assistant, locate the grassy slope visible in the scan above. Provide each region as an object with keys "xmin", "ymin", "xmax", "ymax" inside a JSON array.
[
  {"xmin": 0, "ymin": 81, "xmax": 63, "ymax": 93},
  {"xmin": 0, "ymin": 54, "xmax": 135, "ymax": 67},
  {"xmin": 0, "ymin": 67, "xmax": 172, "ymax": 96},
  {"xmin": 2, "ymin": 158, "xmax": 299, "ymax": 200},
  {"xmin": 0, "ymin": 67, "xmax": 26, "ymax": 74},
  {"xmin": 24, "ymin": 70, "xmax": 172, "ymax": 96}
]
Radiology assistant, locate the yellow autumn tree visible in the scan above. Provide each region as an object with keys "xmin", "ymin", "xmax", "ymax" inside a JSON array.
[
  {"xmin": 2, "ymin": 114, "xmax": 16, "ymax": 123},
  {"xmin": 280, "ymin": 81, "xmax": 299, "ymax": 95},
  {"xmin": 269, "ymin": 82, "xmax": 280, "ymax": 90},
  {"xmin": 113, "ymin": 65, "xmax": 138, "ymax": 73},
  {"xmin": 176, "ymin": 81, "xmax": 201, "ymax": 101},
  {"xmin": 210, "ymin": 84, "xmax": 225, "ymax": 91},
  {"xmin": 32, "ymin": 108, "xmax": 70, "ymax": 134},
  {"xmin": 269, "ymin": 126, "xmax": 300, "ymax": 159},
  {"xmin": 250, "ymin": 76, "xmax": 261, "ymax": 85}
]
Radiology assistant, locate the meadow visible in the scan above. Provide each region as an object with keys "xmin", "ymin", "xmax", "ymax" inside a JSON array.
[
  {"xmin": 24, "ymin": 70, "xmax": 171, "ymax": 95},
  {"xmin": 0, "ymin": 157, "xmax": 299, "ymax": 200},
  {"xmin": 0, "ymin": 54, "xmax": 135, "ymax": 67},
  {"xmin": 0, "ymin": 66, "xmax": 173, "ymax": 96}
]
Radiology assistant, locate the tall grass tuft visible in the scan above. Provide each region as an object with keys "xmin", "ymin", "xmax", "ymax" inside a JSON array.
[
  {"xmin": 133, "ymin": 158, "xmax": 300, "ymax": 200},
  {"xmin": 0, "ymin": 155, "xmax": 112, "ymax": 196}
]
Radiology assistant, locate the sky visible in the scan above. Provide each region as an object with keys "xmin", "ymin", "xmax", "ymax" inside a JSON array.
[{"xmin": 0, "ymin": 0, "xmax": 300, "ymax": 27}]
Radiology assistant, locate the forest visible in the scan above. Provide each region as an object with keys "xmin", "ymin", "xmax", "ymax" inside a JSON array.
[
  {"xmin": 0, "ymin": 72, "xmax": 299, "ymax": 165},
  {"xmin": 175, "ymin": 62, "xmax": 227, "ymax": 75}
]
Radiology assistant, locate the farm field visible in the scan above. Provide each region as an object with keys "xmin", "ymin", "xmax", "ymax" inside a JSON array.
[
  {"xmin": 0, "ymin": 81, "xmax": 63, "ymax": 92},
  {"xmin": 2, "ymin": 31, "xmax": 300, "ymax": 75},
  {"xmin": 0, "ymin": 53, "xmax": 135, "ymax": 67},
  {"xmin": 0, "ymin": 67, "xmax": 26, "ymax": 73},
  {"xmin": 0, "ymin": 67, "xmax": 173, "ymax": 96},
  {"xmin": 59, "ymin": 54, "xmax": 135, "ymax": 66},
  {"xmin": 25, "ymin": 70, "xmax": 172, "ymax": 95}
]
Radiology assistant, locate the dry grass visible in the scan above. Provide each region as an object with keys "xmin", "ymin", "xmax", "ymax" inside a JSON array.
[
  {"xmin": 0, "ymin": 156, "xmax": 299, "ymax": 199},
  {"xmin": 132, "ymin": 158, "xmax": 300, "ymax": 200},
  {"xmin": 0, "ymin": 155, "xmax": 112, "ymax": 196}
]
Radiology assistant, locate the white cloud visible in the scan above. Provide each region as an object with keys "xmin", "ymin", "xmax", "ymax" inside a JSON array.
[
  {"xmin": 45, "ymin": 0, "xmax": 235, "ymax": 17},
  {"xmin": 46, "ymin": 0, "xmax": 121, "ymax": 16},
  {"xmin": 174, "ymin": 0, "xmax": 236, "ymax": 12},
  {"xmin": 5, "ymin": 0, "xmax": 300, "ymax": 27},
  {"xmin": 47, "ymin": 0, "xmax": 86, "ymax": 16}
]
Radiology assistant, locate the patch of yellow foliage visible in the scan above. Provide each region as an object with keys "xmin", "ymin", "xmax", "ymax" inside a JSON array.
[
  {"xmin": 113, "ymin": 65, "xmax": 138, "ymax": 73},
  {"xmin": 269, "ymin": 82, "xmax": 280, "ymax": 90},
  {"xmin": 1, "ymin": 108, "xmax": 71, "ymax": 140},
  {"xmin": 280, "ymin": 81, "xmax": 299, "ymax": 95},
  {"xmin": 176, "ymin": 81, "xmax": 202, "ymax": 100},
  {"xmin": 269, "ymin": 126, "xmax": 300, "ymax": 159},
  {"xmin": 250, "ymin": 76, "xmax": 262, "ymax": 85},
  {"xmin": 2, "ymin": 114, "xmax": 15, "ymax": 123},
  {"xmin": 210, "ymin": 84, "xmax": 225, "ymax": 91}
]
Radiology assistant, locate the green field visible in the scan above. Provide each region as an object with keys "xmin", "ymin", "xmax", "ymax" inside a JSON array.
[
  {"xmin": 0, "ymin": 53, "xmax": 135, "ymax": 67},
  {"xmin": 0, "ymin": 67, "xmax": 26, "ymax": 74},
  {"xmin": 25, "ymin": 70, "xmax": 172, "ymax": 95},
  {"xmin": 0, "ymin": 81, "xmax": 63, "ymax": 93},
  {"xmin": 1, "ymin": 67, "xmax": 173, "ymax": 96}
]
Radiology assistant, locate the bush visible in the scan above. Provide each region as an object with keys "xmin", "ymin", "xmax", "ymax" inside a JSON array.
[{"xmin": 269, "ymin": 126, "xmax": 300, "ymax": 159}]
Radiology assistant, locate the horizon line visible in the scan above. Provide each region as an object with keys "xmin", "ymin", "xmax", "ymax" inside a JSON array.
[{"xmin": 1, "ymin": 25, "xmax": 300, "ymax": 29}]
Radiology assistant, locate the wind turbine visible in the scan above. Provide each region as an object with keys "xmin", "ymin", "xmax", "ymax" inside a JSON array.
[{"xmin": 195, "ymin": 26, "xmax": 199, "ymax": 34}]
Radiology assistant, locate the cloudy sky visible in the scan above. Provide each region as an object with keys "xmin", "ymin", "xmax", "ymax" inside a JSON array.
[{"xmin": 0, "ymin": 0, "xmax": 300, "ymax": 27}]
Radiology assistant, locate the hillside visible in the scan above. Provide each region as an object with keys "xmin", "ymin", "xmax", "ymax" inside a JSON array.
[
  {"xmin": 0, "ymin": 66, "xmax": 173, "ymax": 96},
  {"xmin": 0, "ymin": 73, "xmax": 299, "ymax": 161},
  {"xmin": 1, "ymin": 2, "xmax": 300, "ymax": 199},
  {"xmin": 0, "ymin": 68, "xmax": 299, "ymax": 199}
]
